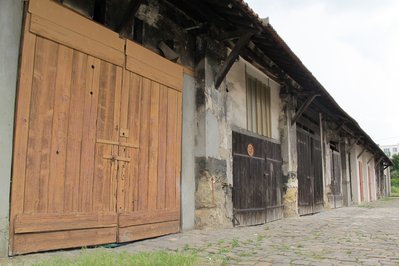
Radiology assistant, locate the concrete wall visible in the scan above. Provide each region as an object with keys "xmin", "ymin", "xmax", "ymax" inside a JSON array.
[
  {"xmin": 349, "ymin": 145, "xmax": 361, "ymax": 204},
  {"xmin": 181, "ymin": 75, "xmax": 195, "ymax": 230},
  {"xmin": 181, "ymin": 74, "xmax": 196, "ymax": 230},
  {"xmin": 0, "ymin": 0, "xmax": 23, "ymax": 257}
]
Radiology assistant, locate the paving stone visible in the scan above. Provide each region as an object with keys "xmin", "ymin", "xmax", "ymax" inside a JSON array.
[{"xmin": 2, "ymin": 198, "xmax": 399, "ymax": 265}]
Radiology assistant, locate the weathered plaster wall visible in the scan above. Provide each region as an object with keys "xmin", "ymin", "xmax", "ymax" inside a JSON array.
[
  {"xmin": 181, "ymin": 74, "xmax": 196, "ymax": 230},
  {"xmin": 349, "ymin": 145, "xmax": 361, "ymax": 204},
  {"xmin": 0, "ymin": 0, "xmax": 23, "ymax": 257},
  {"xmin": 194, "ymin": 52, "xmax": 233, "ymax": 229},
  {"xmin": 351, "ymin": 144, "xmax": 376, "ymax": 204},
  {"xmin": 279, "ymin": 96, "xmax": 298, "ymax": 217},
  {"xmin": 340, "ymin": 140, "xmax": 351, "ymax": 206},
  {"xmin": 360, "ymin": 150, "xmax": 376, "ymax": 202}
]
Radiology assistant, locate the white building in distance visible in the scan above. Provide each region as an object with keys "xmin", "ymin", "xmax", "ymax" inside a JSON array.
[{"xmin": 380, "ymin": 144, "xmax": 399, "ymax": 158}]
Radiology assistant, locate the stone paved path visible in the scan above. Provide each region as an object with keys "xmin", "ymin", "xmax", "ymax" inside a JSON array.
[{"xmin": 2, "ymin": 197, "xmax": 399, "ymax": 265}]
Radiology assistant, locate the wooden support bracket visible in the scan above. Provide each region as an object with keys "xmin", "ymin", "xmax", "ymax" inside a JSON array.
[
  {"xmin": 214, "ymin": 32, "xmax": 253, "ymax": 89},
  {"xmin": 367, "ymin": 155, "xmax": 374, "ymax": 164},
  {"xmin": 291, "ymin": 94, "xmax": 319, "ymax": 126},
  {"xmin": 376, "ymin": 156, "xmax": 384, "ymax": 166},
  {"xmin": 117, "ymin": 0, "xmax": 144, "ymax": 33},
  {"xmin": 346, "ymin": 136, "xmax": 361, "ymax": 154},
  {"xmin": 357, "ymin": 147, "xmax": 366, "ymax": 159}
]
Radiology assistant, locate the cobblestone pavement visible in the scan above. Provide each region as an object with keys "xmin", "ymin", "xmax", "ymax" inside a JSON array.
[{"xmin": 2, "ymin": 197, "xmax": 399, "ymax": 265}]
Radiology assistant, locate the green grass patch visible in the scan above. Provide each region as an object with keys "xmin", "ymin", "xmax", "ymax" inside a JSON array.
[{"xmin": 33, "ymin": 249, "xmax": 198, "ymax": 266}]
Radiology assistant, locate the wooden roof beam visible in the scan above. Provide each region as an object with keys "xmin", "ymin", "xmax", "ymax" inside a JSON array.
[
  {"xmin": 218, "ymin": 29, "xmax": 257, "ymax": 41},
  {"xmin": 291, "ymin": 94, "xmax": 319, "ymax": 126},
  {"xmin": 214, "ymin": 32, "xmax": 253, "ymax": 89}
]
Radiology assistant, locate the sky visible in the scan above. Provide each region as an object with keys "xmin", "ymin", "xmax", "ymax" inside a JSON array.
[{"xmin": 244, "ymin": 0, "xmax": 399, "ymax": 146}]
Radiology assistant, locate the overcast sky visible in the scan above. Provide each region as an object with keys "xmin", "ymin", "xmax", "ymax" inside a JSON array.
[{"xmin": 245, "ymin": 0, "xmax": 399, "ymax": 146}]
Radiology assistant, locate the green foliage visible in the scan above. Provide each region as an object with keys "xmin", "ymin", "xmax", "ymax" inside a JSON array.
[
  {"xmin": 391, "ymin": 154, "xmax": 399, "ymax": 172},
  {"xmin": 391, "ymin": 170, "xmax": 399, "ymax": 180},
  {"xmin": 392, "ymin": 177, "xmax": 399, "ymax": 187},
  {"xmin": 33, "ymin": 249, "xmax": 198, "ymax": 266}
]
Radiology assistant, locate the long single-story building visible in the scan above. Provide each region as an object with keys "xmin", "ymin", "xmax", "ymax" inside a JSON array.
[{"xmin": 0, "ymin": 0, "xmax": 392, "ymax": 256}]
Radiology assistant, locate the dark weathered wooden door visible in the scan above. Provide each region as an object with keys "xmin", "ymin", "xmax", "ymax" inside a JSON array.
[
  {"xmin": 329, "ymin": 150, "xmax": 343, "ymax": 208},
  {"xmin": 10, "ymin": 0, "xmax": 182, "ymax": 255},
  {"xmin": 297, "ymin": 128, "xmax": 323, "ymax": 215},
  {"xmin": 232, "ymin": 131, "xmax": 283, "ymax": 226}
]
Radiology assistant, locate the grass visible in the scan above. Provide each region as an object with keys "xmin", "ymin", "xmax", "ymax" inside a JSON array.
[
  {"xmin": 33, "ymin": 249, "xmax": 198, "ymax": 266},
  {"xmin": 391, "ymin": 177, "xmax": 399, "ymax": 197}
]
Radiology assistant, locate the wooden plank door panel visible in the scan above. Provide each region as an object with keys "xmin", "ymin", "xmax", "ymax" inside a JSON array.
[
  {"xmin": 11, "ymin": 9, "xmax": 183, "ymax": 254},
  {"xmin": 11, "ymin": 31, "xmax": 121, "ymax": 254},
  {"xmin": 118, "ymin": 40, "xmax": 183, "ymax": 242},
  {"xmin": 297, "ymin": 128, "xmax": 324, "ymax": 216},
  {"xmin": 232, "ymin": 131, "xmax": 283, "ymax": 226}
]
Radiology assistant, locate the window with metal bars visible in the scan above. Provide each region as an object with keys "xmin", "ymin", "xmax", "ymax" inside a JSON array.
[{"xmin": 246, "ymin": 75, "xmax": 271, "ymax": 138}]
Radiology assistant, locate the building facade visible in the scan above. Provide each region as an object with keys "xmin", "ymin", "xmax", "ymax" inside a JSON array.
[
  {"xmin": 381, "ymin": 144, "xmax": 399, "ymax": 158},
  {"xmin": 0, "ymin": 0, "xmax": 392, "ymax": 256}
]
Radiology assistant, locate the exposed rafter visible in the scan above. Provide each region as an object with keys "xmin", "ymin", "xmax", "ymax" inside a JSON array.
[
  {"xmin": 214, "ymin": 32, "xmax": 253, "ymax": 89},
  {"xmin": 291, "ymin": 94, "xmax": 319, "ymax": 126}
]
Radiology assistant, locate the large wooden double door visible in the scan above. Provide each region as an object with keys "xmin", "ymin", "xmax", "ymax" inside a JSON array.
[
  {"xmin": 232, "ymin": 131, "xmax": 283, "ymax": 226},
  {"xmin": 328, "ymin": 150, "xmax": 343, "ymax": 208},
  {"xmin": 297, "ymin": 127, "xmax": 324, "ymax": 216},
  {"xmin": 10, "ymin": 0, "xmax": 182, "ymax": 255}
]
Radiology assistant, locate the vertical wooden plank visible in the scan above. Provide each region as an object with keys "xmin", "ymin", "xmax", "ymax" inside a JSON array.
[
  {"xmin": 111, "ymin": 66, "xmax": 122, "ymax": 212},
  {"xmin": 148, "ymin": 82, "xmax": 160, "ymax": 210},
  {"xmin": 119, "ymin": 71, "xmax": 131, "ymax": 213},
  {"xmin": 260, "ymin": 86, "xmax": 266, "ymax": 136},
  {"xmin": 266, "ymin": 86, "xmax": 271, "ymax": 137},
  {"xmin": 64, "ymin": 50, "xmax": 88, "ymax": 212},
  {"xmin": 250, "ymin": 80, "xmax": 257, "ymax": 134},
  {"xmin": 11, "ymin": 13, "xmax": 36, "ymax": 217},
  {"xmin": 93, "ymin": 61, "xmax": 115, "ymax": 212},
  {"xmin": 175, "ymin": 92, "xmax": 182, "ymax": 211},
  {"xmin": 48, "ymin": 45, "xmax": 73, "ymax": 213},
  {"xmin": 124, "ymin": 72, "xmax": 142, "ymax": 212},
  {"xmin": 157, "ymin": 85, "xmax": 168, "ymax": 209},
  {"xmin": 25, "ymin": 37, "xmax": 58, "ymax": 213},
  {"xmin": 255, "ymin": 82, "xmax": 262, "ymax": 135},
  {"xmin": 137, "ymin": 78, "xmax": 151, "ymax": 210},
  {"xmin": 127, "ymin": 73, "xmax": 142, "ymax": 147},
  {"xmin": 246, "ymin": 77, "xmax": 252, "ymax": 132},
  {"xmin": 119, "ymin": 72, "xmax": 130, "ymax": 140},
  {"xmin": 165, "ymin": 89, "xmax": 178, "ymax": 209},
  {"xmin": 10, "ymin": 13, "xmax": 36, "ymax": 254},
  {"xmin": 79, "ymin": 56, "xmax": 100, "ymax": 212}
]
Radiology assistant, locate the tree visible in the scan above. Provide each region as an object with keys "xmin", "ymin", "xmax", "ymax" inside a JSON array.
[{"xmin": 391, "ymin": 154, "xmax": 399, "ymax": 173}]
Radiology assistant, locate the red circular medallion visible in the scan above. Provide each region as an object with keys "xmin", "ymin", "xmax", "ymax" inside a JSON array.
[{"xmin": 247, "ymin": 143, "xmax": 255, "ymax": 157}]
